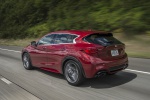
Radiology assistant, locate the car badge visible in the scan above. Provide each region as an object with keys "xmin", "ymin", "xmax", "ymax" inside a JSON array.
[{"xmin": 115, "ymin": 45, "xmax": 117, "ymax": 47}]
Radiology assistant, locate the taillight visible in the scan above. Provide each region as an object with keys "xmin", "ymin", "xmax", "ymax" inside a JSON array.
[{"xmin": 81, "ymin": 48, "xmax": 98, "ymax": 55}]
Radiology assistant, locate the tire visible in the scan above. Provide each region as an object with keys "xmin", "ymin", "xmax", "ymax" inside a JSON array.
[
  {"xmin": 64, "ymin": 60, "xmax": 85, "ymax": 86},
  {"xmin": 108, "ymin": 72, "xmax": 117, "ymax": 75},
  {"xmin": 22, "ymin": 53, "xmax": 33, "ymax": 70}
]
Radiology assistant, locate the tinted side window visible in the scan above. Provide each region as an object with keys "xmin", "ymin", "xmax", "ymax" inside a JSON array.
[
  {"xmin": 84, "ymin": 33, "xmax": 123, "ymax": 46},
  {"xmin": 68, "ymin": 35, "xmax": 77, "ymax": 43},
  {"xmin": 38, "ymin": 34, "xmax": 55, "ymax": 45},
  {"xmin": 54, "ymin": 34, "xmax": 77, "ymax": 44}
]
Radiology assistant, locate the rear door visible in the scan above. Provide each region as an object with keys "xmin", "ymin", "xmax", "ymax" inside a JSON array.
[{"xmin": 46, "ymin": 34, "xmax": 77, "ymax": 71}]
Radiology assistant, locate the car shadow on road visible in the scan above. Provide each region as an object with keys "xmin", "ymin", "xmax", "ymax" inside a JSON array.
[
  {"xmin": 35, "ymin": 68, "xmax": 65, "ymax": 79},
  {"xmin": 80, "ymin": 71, "xmax": 137, "ymax": 89},
  {"xmin": 35, "ymin": 68, "xmax": 137, "ymax": 89}
]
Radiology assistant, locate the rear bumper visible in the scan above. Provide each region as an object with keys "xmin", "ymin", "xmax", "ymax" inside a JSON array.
[
  {"xmin": 81, "ymin": 54, "xmax": 128, "ymax": 78},
  {"xmin": 108, "ymin": 63, "xmax": 128, "ymax": 73}
]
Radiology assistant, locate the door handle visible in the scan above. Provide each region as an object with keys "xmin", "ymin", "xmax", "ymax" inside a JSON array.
[
  {"xmin": 42, "ymin": 47, "xmax": 47, "ymax": 49},
  {"xmin": 60, "ymin": 47, "xmax": 65, "ymax": 51}
]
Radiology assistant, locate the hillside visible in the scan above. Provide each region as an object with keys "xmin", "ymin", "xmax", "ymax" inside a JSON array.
[{"xmin": 0, "ymin": 0, "xmax": 149, "ymax": 38}]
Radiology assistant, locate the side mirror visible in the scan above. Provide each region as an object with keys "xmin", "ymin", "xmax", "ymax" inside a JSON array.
[{"xmin": 31, "ymin": 41, "xmax": 37, "ymax": 47}]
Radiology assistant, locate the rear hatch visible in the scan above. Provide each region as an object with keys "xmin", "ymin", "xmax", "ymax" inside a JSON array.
[{"xmin": 83, "ymin": 33, "xmax": 125, "ymax": 60}]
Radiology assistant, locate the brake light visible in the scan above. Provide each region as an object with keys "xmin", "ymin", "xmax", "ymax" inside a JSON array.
[{"xmin": 81, "ymin": 48, "xmax": 98, "ymax": 54}]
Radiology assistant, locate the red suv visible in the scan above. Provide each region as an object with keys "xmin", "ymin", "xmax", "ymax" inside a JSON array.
[{"xmin": 22, "ymin": 30, "xmax": 128, "ymax": 85}]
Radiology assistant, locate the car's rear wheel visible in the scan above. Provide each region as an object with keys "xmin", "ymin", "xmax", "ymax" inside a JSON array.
[
  {"xmin": 64, "ymin": 60, "xmax": 84, "ymax": 86},
  {"xmin": 22, "ymin": 53, "xmax": 33, "ymax": 70}
]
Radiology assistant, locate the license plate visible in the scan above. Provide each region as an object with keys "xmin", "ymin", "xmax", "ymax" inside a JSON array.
[{"xmin": 111, "ymin": 50, "xmax": 119, "ymax": 56}]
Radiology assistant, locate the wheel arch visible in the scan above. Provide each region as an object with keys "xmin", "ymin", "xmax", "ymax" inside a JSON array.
[
  {"xmin": 61, "ymin": 56, "xmax": 86, "ymax": 78},
  {"xmin": 22, "ymin": 50, "xmax": 29, "ymax": 60}
]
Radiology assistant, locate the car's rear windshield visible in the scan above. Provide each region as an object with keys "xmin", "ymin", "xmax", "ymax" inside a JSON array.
[{"xmin": 83, "ymin": 33, "xmax": 123, "ymax": 46}]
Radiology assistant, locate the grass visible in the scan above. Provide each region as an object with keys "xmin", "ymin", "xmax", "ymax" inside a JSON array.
[
  {"xmin": 114, "ymin": 33, "xmax": 150, "ymax": 59},
  {"xmin": 0, "ymin": 38, "xmax": 36, "ymax": 47},
  {"xmin": 0, "ymin": 34, "xmax": 150, "ymax": 59}
]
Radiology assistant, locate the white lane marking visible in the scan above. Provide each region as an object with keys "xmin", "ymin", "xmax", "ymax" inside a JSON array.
[
  {"xmin": 0, "ymin": 48, "xmax": 21, "ymax": 53},
  {"xmin": 0, "ymin": 77, "xmax": 12, "ymax": 84},
  {"xmin": 125, "ymin": 69, "xmax": 150, "ymax": 75}
]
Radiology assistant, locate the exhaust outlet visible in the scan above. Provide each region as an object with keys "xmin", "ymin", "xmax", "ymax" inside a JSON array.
[{"xmin": 95, "ymin": 71, "xmax": 106, "ymax": 77}]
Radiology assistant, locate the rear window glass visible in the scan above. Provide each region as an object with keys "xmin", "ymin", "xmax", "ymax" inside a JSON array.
[{"xmin": 84, "ymin": 33, "xmax": 123, "ymax": 46}]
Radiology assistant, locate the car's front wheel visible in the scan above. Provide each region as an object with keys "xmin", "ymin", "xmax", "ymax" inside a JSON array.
[
  {"xmin": 22, "ymin": 53, "xmax": 33, "ymax": 70},
  {"xmin": 64, "ymin": 60, "xmax": 85, "ymax": 86}
]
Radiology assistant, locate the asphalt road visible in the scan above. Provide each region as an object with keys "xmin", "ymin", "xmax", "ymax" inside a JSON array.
[{"xmin": 0, "ymin": 45, "xmax": 150, "ymax": 100}]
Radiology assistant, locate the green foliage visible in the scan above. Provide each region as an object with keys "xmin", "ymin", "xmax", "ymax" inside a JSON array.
[
  {"xmin": 27, "ymin": 23, "xmax": 49, "ymax": 37},
  {"xmin": 0, "ymin": 0, "xmax": 149, "ymax": 38}
]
